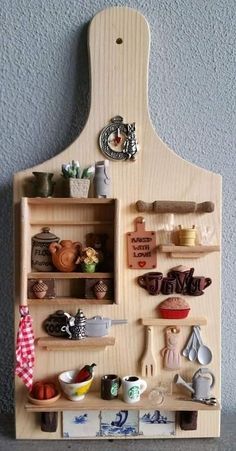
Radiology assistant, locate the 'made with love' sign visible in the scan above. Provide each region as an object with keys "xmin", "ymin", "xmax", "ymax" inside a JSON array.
[{"xmin": 127, "ymin": 217, "xmax": 157, "ymax": 269}]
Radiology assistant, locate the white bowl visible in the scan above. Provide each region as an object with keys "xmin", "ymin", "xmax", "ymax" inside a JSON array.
[{"xmin": 58, "ymin": 370, "xmax": 93, "ymax": 401}]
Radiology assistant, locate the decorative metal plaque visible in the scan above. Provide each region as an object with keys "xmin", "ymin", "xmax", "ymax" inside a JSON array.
[{"xmin": 99, "ymin": 116, "xmax": 138, "ymax": 161}]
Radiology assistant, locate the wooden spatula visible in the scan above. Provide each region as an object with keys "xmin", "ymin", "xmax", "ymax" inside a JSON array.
[{"xmin": 141, "ymin": 326, "xmax": 157, "ymax": 377}]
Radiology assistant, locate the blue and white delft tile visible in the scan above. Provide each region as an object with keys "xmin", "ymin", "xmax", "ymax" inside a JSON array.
[
  {"xmin": 62, "ymin": 411, "xmax": 100, "ymax": 438},
  {"xmin": 139, "ymin": 410, "xmax": 176, "ymax": 437},
  {"xmin": 100, "ymin": 410, "xmax": 139, "ymax": 437}
]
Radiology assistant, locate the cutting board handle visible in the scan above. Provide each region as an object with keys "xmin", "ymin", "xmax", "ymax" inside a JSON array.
[{"xmin": 88, "ymin": 7, "xmax": 150, "ymax": 123}]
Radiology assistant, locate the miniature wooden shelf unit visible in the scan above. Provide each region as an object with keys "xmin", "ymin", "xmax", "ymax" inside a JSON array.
[
  {"xmin": 158, "ymin": 245, "xmax": 220, "ymax": 258},
  {"xmin": 25, "ymin": 392, "xmax": 220, "ymax": 412},
  {"xmin": 21, "ymin": 197, "xmax": 119, "ymax": 306}
]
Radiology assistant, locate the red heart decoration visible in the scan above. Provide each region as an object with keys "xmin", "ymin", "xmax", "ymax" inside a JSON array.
[{"xmin": 138, "ymin": 261, "xmax": 146, "ymax": 268}]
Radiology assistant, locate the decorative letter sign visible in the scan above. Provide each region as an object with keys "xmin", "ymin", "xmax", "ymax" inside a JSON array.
[{"xmin": 127, "ymin": 217, "xmax": 157, "ymax": 269}]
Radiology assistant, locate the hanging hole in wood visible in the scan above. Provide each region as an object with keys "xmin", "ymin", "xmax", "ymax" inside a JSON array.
[{"xmin": 116, "ymin": 38, "xmax": 123, "ymax": 44}]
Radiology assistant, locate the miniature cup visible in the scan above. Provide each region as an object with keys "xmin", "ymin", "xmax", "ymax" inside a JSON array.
[
  {"xmin": 168, "ymin": 267, "xmax": 194, "ymax": 294},
  {"xmin": 101, "ymin": 374, "xmax": 121, "ymax": 400},
  {"xmin": 187, "ymin": 276, "xmax": 212, "ymax": 296},
  {"xmin": 137, "ymin": 272, "xmax": 163, "ymax": 295},
  {"xmin": 161, "ymin": 277, "xmax": 176, "ymax": 295},
  {"xmin": 122, "ymin": 376, "xmax": 147, "ymax": 403}
]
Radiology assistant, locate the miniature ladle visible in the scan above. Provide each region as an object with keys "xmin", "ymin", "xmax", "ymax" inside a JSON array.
[{"xmin": 194, "ymin": 326, "xmax": 212, "ymax": 365}]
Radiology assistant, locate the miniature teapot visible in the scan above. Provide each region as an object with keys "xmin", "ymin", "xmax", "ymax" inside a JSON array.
[
  {"xmin": 174, "ymin": 367, "xmax": 215, "ymax": 400},
  {"xmin": 49, "ymin": 240, "xmax": 82, "ymax": 272}
]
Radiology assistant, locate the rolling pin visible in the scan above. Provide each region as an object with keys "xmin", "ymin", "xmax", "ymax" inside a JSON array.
[{"xmin": 136, "ymin": 200, "xmax": 215, "ymax": 214}]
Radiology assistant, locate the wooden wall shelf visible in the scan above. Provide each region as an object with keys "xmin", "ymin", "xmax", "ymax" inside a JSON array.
[
  {"xmin": 36, "ymin": 336, "xmax": 115, "ymax": 351},
  {"xmin": 28, "ymin": 298, "xmax": 112, "ymax": 306},
  {"xmin": 30, "ymin": 220, "xmax": 113, "ymax": 226},
  {"xmin": 28, "ymin": 272, "xmax": 114, "ymax": 279},
  {"xmin": 141, "ymin": 317, "xmax": 207, "ymax": 326},
  {"xmin": 158, "ymin": 245, "xmax": 220, "ymax": 258},
  {"xmin": 25, "ymin": 392, "xmax": 220, "ymax": 412},
  {"xmin": 27, "ymin": 198, "xmax": 115, "ymax": 205}
]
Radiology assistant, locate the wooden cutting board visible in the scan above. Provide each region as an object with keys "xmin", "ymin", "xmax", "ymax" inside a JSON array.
[{"xmin": 14, "ymin": 7, "xmax": 221, "ymax": 439}]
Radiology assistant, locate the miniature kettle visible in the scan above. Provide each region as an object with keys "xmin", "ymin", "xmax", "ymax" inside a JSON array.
[{"xmin": 174, "ymin": 367, "xmax": 215, "ymax": 400}]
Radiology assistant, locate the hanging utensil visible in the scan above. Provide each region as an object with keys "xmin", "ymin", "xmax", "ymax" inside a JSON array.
[
  {"xmin": 141, "ymin": 326, "xmax": 157, "ymax": 377},
  {"xmin": 188, "ymin": 331, "xmax": 198, "ymax": 362},
  {"xmin": 15, "ymin": 306, "xmax": 35, "ymax": 391},
  {"xmin": 194, "ymin": 326, "xmax": 213, "ymax": 365},
  {"xmin": 182, "ymin": 329, "xmax": 195, "ymax": 358}
]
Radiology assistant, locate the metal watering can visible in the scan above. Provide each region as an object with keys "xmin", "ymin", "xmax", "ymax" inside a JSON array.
[{"xmin": 174, "ymin": 367, "xmax": 215, "ymax": 400}]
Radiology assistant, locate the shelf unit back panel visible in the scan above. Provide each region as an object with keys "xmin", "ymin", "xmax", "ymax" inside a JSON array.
[{"xmin": 14, "ymin": 7, "xmax": 221, "ymax": 440}]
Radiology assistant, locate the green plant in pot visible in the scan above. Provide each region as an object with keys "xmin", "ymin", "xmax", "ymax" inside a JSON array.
[
  {"xmin": 61, "ymin": 161, "xmax": 94, "ymax": 198},
  {"xmin": 77, "ymin": 247, "xmax": 100, "ymax": 273}
]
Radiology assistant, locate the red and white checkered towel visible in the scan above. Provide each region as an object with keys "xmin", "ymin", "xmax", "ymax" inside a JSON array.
[{"xmin": 15, "ymin": 306, "xmax": 35, "ymax": 391}]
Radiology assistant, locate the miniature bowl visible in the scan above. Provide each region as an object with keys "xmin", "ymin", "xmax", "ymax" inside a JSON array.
[
  {"xmin": 28, "ymin": 391, "xmax": 61, "ymax": 406},
  {"xmin": 58, "ymin": 370, "xmax": 94, "ymax": 401}
]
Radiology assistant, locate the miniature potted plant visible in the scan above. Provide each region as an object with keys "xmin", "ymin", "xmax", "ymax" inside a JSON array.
[
  {"xmin": 61, "ymin": 160, "xmax": 94, "ymax": 198},
  {"xmin": 76, "ymin": 247, "xmax": 100, "ymax": 273}
]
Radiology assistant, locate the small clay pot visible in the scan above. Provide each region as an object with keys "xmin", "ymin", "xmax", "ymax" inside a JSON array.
[
  {"xmin": 49, "ymin": 240, "xmax": 82, "ymax": 272},
  {"xmin": 93, "ymin": 280, "xmax": 108, "ymax": 300},
  {"xmin": 32, "ymin": 280, "xmax": 48, "ymax": 299}
]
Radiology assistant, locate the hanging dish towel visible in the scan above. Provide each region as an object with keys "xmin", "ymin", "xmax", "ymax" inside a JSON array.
[{"xmin": 15, "ymin": 306, "xmax": 35, "ymax": 391}]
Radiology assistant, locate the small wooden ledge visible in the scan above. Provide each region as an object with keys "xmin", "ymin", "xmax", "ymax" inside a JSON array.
[
  {"xmin": 36, "ymin": 336, "xmax": 115, "ymax": 351},
  {"xmin": 28, "ymin": 298, "xmax": 112, "ymax": 306},
  {"xmin": 158, "ymin": 245, "xmax": 220, "ymax": 258},
  {"xmin": 141, "ymin": 317, "xmax": 207, "ymax": 326},
  {"xmin": 28, "ymin": 272, "xmax": 114, "ymax": 279}
]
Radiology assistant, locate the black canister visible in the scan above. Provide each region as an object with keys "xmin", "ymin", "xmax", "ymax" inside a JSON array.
[{"xmin": 31, "ymin": 227, "xmax": 60, "ymax": 271}]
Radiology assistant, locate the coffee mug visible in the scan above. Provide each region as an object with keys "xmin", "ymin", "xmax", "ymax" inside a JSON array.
[
  {"xmin": 101, "ymin": 374, "xmax": 121, "ymax": 400},
  {"xmin": 161, "ymin": 277, "xmax": 176, "ymax": 295},
  {"xmin": 122, "ymin": 376, "xmax": 147, "ymax": 403},
  {"xmin": 187, "ymin": 276, "xmax": 212, "ymax": 296},
  {"xmin": 137, "ymin": 272, "xmax": 163, "ymax": 295},
  {"xmin": 168, "ymin": 267, "xmax": 194, "ymax": 294}
]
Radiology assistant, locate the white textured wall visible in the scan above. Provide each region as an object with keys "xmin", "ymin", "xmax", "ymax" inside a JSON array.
[{"xmin": 1, "ymin": 0, "xmax": 235, "ymax": 412}]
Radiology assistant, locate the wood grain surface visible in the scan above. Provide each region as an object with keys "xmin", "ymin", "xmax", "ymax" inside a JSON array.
[{"xmin": 14, "ymin": 6, "xmax": 221, "ymax": 439}]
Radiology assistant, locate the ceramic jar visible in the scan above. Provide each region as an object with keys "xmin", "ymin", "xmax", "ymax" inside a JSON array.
[{"xmin": 31, "ymin": 227, "xmax": 60, "ymax": 272}]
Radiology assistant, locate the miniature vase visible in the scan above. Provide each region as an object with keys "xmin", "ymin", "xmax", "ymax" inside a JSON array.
[{"xmin": 32, "ymin": 172, "xmax": 55, "ymax": 197}]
